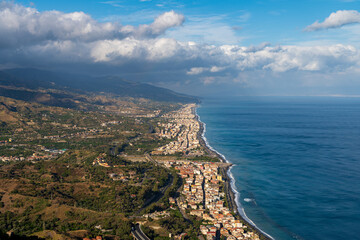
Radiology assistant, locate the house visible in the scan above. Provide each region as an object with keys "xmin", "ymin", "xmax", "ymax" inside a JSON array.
[
  {"xmin": 234, "ymin": 220, "xmax": 243, "ymax": 228},
  {"xmin": 200, "ymin": 225, "xmax": 208, "ymax": 235},
  {"xmin": 206, "ymin": 232, "xmax": 216, "ymax": 240}
]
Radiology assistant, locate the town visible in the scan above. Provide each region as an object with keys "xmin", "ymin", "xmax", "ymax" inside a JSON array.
[
  {"xmin": 160, "ymin": 159, "xmax": 260, "ymax": 240},
  {"xmin": 152, "ymin": 104, "xmax": 204, "ymax": 156},
  {"xmin": 0, "ymin": 98, "xmax": 264, "ymax": 240},
  {"xmin": 144, "ymin": 104, "xmax": 261, "ymax": 239}
]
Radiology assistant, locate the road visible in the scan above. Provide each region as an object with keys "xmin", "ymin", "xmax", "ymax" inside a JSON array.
[
  {"xmin": 176, "ymin": 196, "xmax": 191, "ymax": 222},
  {"xmin": 132, "ymin": 224, "xmax": 150, "ymax": 240},
  {"xmin": 135, "ymin": 153, "xmax": 174, "ymax": 215},
  {"xmin": 144, "ymin": 153, "xmax": 159, "ymax": 166},
  {"xmin": 220, "ymin": 166, "xmax": 237, "ymax": 214},
  {"xmin": 135, "ymin": 173, "xmax": 174, "ymax": 214}
]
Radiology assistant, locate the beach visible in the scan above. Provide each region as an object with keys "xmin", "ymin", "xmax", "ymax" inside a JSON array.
[
  {"xmin": 195, "ymin": 105, "xmax": 273, "ymax": 240},
  {"xmin": 194, "ymin": 97, "xmax": 360, "ymax": 240}
]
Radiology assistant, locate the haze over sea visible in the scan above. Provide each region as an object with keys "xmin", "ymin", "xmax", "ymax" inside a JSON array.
[{"xmin": 197, "ymin": 97, "xmax": 360, "ymax": 240}]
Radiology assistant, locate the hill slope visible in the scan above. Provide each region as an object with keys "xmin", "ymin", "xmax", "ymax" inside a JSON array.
[{"xmin": 1, "ymin": 68, "xmax": 199, "ymax": 104}]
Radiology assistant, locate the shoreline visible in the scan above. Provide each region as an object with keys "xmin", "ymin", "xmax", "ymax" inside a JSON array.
[{"xmin": 195, "ymin": 105, "xmax": 273, "ymax": 240}]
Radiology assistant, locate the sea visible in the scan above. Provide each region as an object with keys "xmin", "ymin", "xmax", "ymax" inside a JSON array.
[{"xmin": 196, "ymin": 96, "xmax": 360, "ymax": 240}]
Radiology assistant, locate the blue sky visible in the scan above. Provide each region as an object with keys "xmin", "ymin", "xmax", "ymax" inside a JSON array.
[
  {"xmin": 15, "ymin": 0, "xmax": 360, "ymax": 46},
  {"xmin": 1, "ymin": 0, "xmax": 360, "ymax": 96}
]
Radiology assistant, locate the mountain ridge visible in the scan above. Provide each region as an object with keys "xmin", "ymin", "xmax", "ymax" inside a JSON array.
[{"xmin": 0, "ymin": 68, "xmax": 199, "ymax": 104}]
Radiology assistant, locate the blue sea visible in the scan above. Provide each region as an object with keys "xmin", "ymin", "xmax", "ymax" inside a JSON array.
[{"xmin": 197, "ymin": 97, "xmax": 360, "ymax": 240}]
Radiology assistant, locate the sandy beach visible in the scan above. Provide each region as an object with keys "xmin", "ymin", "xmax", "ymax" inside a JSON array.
[{"xmin": 195, "ymin": 105, "xmax": 273, "ymax": 240}]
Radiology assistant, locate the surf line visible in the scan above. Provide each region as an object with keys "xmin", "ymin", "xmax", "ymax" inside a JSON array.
[{"xmin": 195, "ymin": 105, "xmax": 274, "ymax": 240}]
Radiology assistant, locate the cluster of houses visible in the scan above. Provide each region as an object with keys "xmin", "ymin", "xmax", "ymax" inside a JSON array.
[
  {"xmin": 157, "ymin": 122, "xmax": 181, "ymax": 139},
  {"xmin": 0, "ymin": 138, "xmax": 12, "ymax": 144},
  {"xmin": 152, "ymin": 104, "xmax": 204, "ymax": 156},
  {"xmin": 135, "ymin": 109, "xmax": 162, "ymax": 118},
  {"xmin": 42, "ymin": 128, "xmax": 106, "ymax": 140},
  {"xmin": 100, "ymin": 120, "xmax": 122, "ymax": 127},
  {"xmin": 166, "ymin": 161, "xmax": 260, "ymax": 240},
  {"xmin": 92, "ymin": 154, "xmax": 140, "ymax": 182},
  {"xmin": 0, "ymin": 156, "xmax": 26, "ymax": 162},
  {"xmin": 108, "ymin": 172, "xmax": 127, "ymax": 181},
  {"xmin": 92, "ymin": 154, "xmax": 110, "ymax": 168},
  {"xmin": 108, "ymin": 170, "xmax": 136, "ymax": 182},
  {"xmin": 0, "ymin": 148, "xmax": 66, "ymax": 162},
  {"xmin": 143, "ymin": 210, "xmax": 171, "ymax": 220}
]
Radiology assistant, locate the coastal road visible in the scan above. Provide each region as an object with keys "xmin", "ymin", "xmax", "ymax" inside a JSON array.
[
  {"xmin": 220, "ymin": 166, "xmax": 237, "ymax": 214},
  {"xmin": 132, "ymin": 224, "xmax": 150, "ymax": 240}
]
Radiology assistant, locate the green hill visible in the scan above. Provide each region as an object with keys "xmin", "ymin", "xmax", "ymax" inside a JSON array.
[{"xmin": 1, "ymin": 68, "xmax": 199, "ymax": 104}]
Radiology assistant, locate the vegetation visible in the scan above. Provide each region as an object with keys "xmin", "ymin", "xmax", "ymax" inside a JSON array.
[
  {"xmin": 0, "ymin": 152, "xmax": 174, "ymax": 237},
  {"xmin": 0, "ymin": 71, "xmax": 217, "ymax": 239}
]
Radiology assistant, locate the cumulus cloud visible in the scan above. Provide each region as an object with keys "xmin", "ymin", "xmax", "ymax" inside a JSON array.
[
  {"xmin": 89, "ymin": 37, "xmax": 183, "ymax": 62},
  {"xmin": 210, "ymin": 66, "xmax": 226, "ymax": 72},
  {"xmin": 305, "ymin": 10, "xmax": 360, "ymax": 31},
  {"xmin": 187, "ymin": 67, "xmax": 206, "ymax": 75},
  {"xmin": 186, "ymin": 66, "xmax": 226, "ymax": 75},
  {"xmin": 1, "ymin": 1, "xmax": 360, "ymax": 93},
  {"xmin": 137, "ymin": 10, "xmax": 185, "ymax": 37},
  {"xmin": 0, "ymin": 2, "xmax": 184, "ymax": 47},
  {"xmin": 3, "ymin": 35, "xmax": 360, "ymax": 75},
  {"xmin": 0, "ymin": 2, "xmax": 120, "ymax": 47},
  {"xmin": 220, "ymin": 44, "xmax": 359, "ymax": 72},
  {"xmin": 82, "ymin": 37, "xmax": 360, "ymax": 74}
]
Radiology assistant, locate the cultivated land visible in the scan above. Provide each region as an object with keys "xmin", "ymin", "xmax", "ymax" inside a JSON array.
[{"xmin": 0, "ymin": 86, "xmax": 266, "ymax": 239}]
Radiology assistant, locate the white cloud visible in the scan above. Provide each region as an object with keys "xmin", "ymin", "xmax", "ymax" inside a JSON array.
[
  {"xmin": 187, "ymin": 67, "xmax": 206, "ymax": 75},
  {"xmin": 89, "ymin": 37, "xmax": 187, "ymax": 62},
  {"xmin": 221, "ymin": 44, "xmax": 359, "ymax": 72},
  {"xmin": 137, "ymin": 10, "xmax": 185, "ymax": 37},
  {"xmin": 210, "ymin": 66, "xmax": 226, "ymax": 72},
  {"xmin": 1, "ymin": 2, "xmax": 360, "ymax": 92},
  {"xmin": 186, "ymin": 66, "xmax": 226, "ymax": 75},
  {"xmin": 0, "ymin": 2, "xmax": 184, "ymax": 47},
  {"xmin": 0, "ymin": 2, "xmax": 122, "ymax": 46},
  {"xmin": 7, "ymin": 36, "xmax": 360, "ymax": 76},
  {"xmin": 305, "ymin": 10, "xmax": 360, "ymax": 31}
]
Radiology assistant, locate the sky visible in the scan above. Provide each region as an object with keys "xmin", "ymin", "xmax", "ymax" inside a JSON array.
[{"xmin": 1, "ymin": 0, "xmax": 360, "ymax": 96}]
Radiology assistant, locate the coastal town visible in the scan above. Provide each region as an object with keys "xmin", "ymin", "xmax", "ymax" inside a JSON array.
[
  {"xmin": 3, "ymin": 1, "xmax": 357, "ymax": 240},
  {"xmin": 152, "ymin": 103, "xmax": 204, "ymax": 156},
  {"xmin": 86, "ymin": 104, "xmax": 263, "ymax": 239},
  {"xmin": 151, "ymin": 104, "xmax": 262, "ymax": 239},
  {"xmin": 0, "ymin": 99, "xmax": 265, "ymax": 240},
  {"xmin": 169, "ymin": 160, "xmax": 259, "ymax": 240}
]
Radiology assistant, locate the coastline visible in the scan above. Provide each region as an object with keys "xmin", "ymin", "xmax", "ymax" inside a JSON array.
[{"xmin": 195, "ymin": 105, "xmax": 273, "ymax": 240}]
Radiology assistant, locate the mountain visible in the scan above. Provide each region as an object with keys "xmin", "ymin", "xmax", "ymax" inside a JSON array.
[{"xmin": 0, "ymin": 68, "xmax": 199, "ymax": 104}]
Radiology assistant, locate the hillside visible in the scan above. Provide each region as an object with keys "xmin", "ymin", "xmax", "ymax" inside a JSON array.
[
  {"xmin": 0, "ymin": 69, "xmax": 203, "ymax": 239},
  {"xmin": 1, "ymin": 68, "xmax": 199, "ymax": 104},
  {"xmin": 0, "ymin": 93, "xmax": 194, "ymax": 239}
]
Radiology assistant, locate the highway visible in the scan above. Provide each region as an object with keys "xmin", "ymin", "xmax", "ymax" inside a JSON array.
[
  {"xmin": 144, "ymin": 153, "xmax": 159, "ymax": 166},
  {"xmin": 134, "ymin": 153, "xmax": 174, "ymax": 215},
  {"xmin": 135, "ymin": 172, "xmax": 174, "ymax": 214},
  {"xmin": 132, "ymin": 224, "xmax": 151, "ymax": 240}
]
